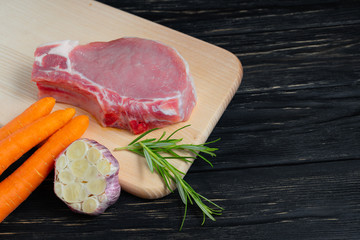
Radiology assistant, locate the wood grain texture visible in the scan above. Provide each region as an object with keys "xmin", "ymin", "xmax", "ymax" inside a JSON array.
[
  {"xmin": 1, "ymin": 0, "xmax": 360, "ymax": 239},
  {"xmin": 0, "ymin": 0, "xmax": 242, "ymax": 199}
]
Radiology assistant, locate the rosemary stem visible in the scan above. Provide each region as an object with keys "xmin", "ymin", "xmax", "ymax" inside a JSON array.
[{"xmin": 114, "ymin": 125, "xmax": 223, "ymax": 230}]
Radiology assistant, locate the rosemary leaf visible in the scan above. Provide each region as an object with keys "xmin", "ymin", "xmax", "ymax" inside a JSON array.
[
  {"xmin": 176, "ymin": 180, "xmax": 187, "ymax": 205},
  {"xmin": 141, "ymin": 142, "xmax": 154, "ymax": 173}
]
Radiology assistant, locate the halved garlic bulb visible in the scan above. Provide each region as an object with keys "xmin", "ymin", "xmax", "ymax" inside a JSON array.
[{"xmin": 54, "ymin": 138, "xmax": 121, "ymax": 215}]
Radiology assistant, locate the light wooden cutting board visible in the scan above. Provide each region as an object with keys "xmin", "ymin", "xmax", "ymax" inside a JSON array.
[{"xmin": 0, "ymin": 0, "xmax": 243, "ymax": 199}]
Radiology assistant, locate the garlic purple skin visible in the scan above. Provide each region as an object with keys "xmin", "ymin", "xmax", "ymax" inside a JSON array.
[{"xmin": 54, "ymin": 138, "xmax": 121, "ymax": 215}]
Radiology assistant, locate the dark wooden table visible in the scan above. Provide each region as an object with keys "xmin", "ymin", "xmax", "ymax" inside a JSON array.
[{"xmin": 2, "ymin": 0, "xmax": 360, "ymax": 239}]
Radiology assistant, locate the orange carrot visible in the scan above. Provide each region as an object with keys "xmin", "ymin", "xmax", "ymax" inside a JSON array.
[
  {"xmin": 0, "ymin": 97, "xmax": 56, "ymax": 141},
  {"xmin": 0, "ymin": 108, "xmax": 75, "ymax": 176},
  {"xmin": 0, "ymin": 115, "xmax": 89, "ymax": 222}
]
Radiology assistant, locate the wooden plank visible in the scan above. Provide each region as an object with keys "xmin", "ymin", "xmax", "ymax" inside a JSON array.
[
  {"xmin": 98, "ymin": 0, "xmax": 360, "ymax": 38},
  {"xmin": 0, "ymin": 0, "xmax": 242, "ymax": 199},
  {"xmin": 2, "ymin": 158, "xmax": 360, "ymax": 239},
  {"xmin": 202, "ymin": 22, "xmax": 360, "ymax": 169}
]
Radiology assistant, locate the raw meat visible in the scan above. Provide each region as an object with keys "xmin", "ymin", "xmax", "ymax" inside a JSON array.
[{"xmin": 31, "ymin": 38, "xmax": 197, "ymax": 134}]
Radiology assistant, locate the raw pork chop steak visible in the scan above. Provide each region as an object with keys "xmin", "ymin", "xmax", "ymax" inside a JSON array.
[{"xmin": 31, "ymin": 38, "xmax": 197, "ymax": 134}]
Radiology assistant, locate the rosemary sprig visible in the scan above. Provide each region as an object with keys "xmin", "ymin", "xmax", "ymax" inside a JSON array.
[{"xmin": 114, "ymin": 125, "xmax": 223, "ymax": 230}]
